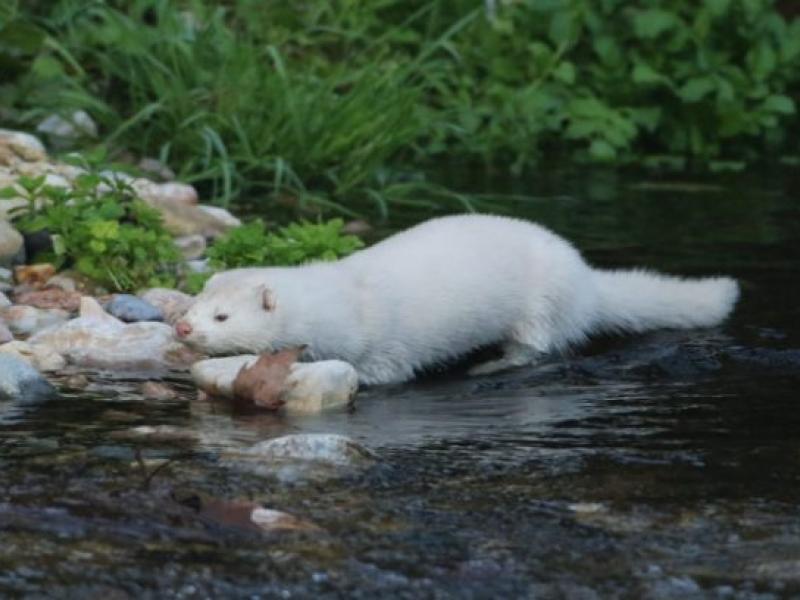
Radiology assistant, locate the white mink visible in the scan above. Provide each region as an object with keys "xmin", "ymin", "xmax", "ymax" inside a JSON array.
[{"xmin": 176, "ymin": 214, "xmax": 740, "ymax": 385}]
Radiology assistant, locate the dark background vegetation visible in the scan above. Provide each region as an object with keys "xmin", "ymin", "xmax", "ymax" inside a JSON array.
[{"xmin": 2, "ymin": 0, "xmax": 799, "ymax": 215}]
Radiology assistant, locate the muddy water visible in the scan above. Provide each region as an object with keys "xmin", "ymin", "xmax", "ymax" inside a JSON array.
[{"xmin": 2, "ymin": 170, "xmax": 800, "ymax": 598}]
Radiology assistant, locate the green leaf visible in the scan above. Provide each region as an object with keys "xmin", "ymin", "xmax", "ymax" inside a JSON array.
[
  {"xmin": 632, "ymin": 9, "xmax": 678, "ymax": 39},
  {"xmin": 553, "ymin": 61, "xmax": 576, "ymax": 84},
  {"xmin": 762, "ymin": 94, "xmax": 795, "ymax": 115},
  {"xmin": 704, "ymin": 0, "xmax": 731, "ymax": 16},
  {"xmin": 632, "ymin": 62, "xmax": 669, "ymax": 86},
  {"xmin": 0, "ymin": 186, "xmax": 19, "ymax": 199},
  {"xmin": 678, "ymin": 77, "xmax": 716, "ymax": 102},
  {"xmin": 548, "ymin": 10, "xmax": 578, "ymax": 45},
  {"xmin": 588, "ymin": 139, "xmax": 616, "ymax": 161}
]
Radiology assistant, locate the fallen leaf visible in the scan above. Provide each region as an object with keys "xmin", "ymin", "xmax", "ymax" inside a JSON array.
[{"xmin": 232, "ymin": 347, "xmax": 303, "ymax": 410}]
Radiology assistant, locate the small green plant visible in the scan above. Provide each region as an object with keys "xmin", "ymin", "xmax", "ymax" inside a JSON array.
[
  {"xmin": 4, "ymin": 171, "xmax": 182, "ymax": 292},
  {"xmin": 185, "ymin": 219, "xmax": 364, "ymax": 293}
]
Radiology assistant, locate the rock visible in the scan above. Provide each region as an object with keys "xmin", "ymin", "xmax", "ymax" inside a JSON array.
[
  {"xmin": 196, "ymin": 205, "xmax": 241, "ymax": 228},
  {"xmin": 0, "ymin": 220, "xmax": 24, "ymax": 266},
  {"xmin": 113, "ymin": 425, "xmax": 198, "ymax": 444},
  {"xmin": 192, "ymin": 355, "xmax": 358, "ymax": 415},
  {"xmin": 27, "ymin": 296, "xmax": 187, "ymax": 372},
  {"xmin": 105, "ymin": 294, "xmax": 164, "ymax": 322},
  {"xmin": 249, "ymin": 508, "xmax": 320, "ymax": 533},
  {"xmin": 151, "ymin": 201, "xmax": 237, "ymax": 239},
  {"xmin": 137, "ymin": 157, "xmax": 175, "ymax": 182},
  {"xmin": 44, "ymin": 274, "xmax": 77, "ymax": 292},
  {"xmin": 14, "ymin": 288, "xmax": 83, "ymax": 312},
  {"xmin": 0, "ymin": 340, "xmax": 66, "ymax": 372},
  {"xmin": 174, "ymin": 234, "xmax": 206, "ymax": 260},
  {"xmin": 0, "ymin": 319, "xmax": 12, "ymax": 343},
  {"xmin": 36, "ymin": 110, "xmax": 98, "ymax": 142},
  {"xmin": 0, "ymin": 129, "xmax": 48, "ymax": 163},
  {"xmin": 131, "ymin": 179, "xmax": 198, "ymax": 208},
  {"xmin": 343, "ymin": 219, "xmax": 372, "ymax": 235},
  {"xmin": 246, "ymin": 434, "xmax": 376, "ymax": 467},
  {"xmin": 186, "ymin": 259, "xmax": 211, "ymax": 274},
  {"xmin": 0, "ymin": 291, "xmax": 10, "ymax": 308},
  {"xmin": 282, "ymin": 361, "xmax": 359, "ymax": 415},
  {"xmin": 232, "ymin": 349, "xmax": 303, "ymax": 410},
  {"xmin": 141, "ymin": 381, "xmax": 178, "ymax": 401},
  {"xmin": 14, "ymin": 263, "xmax": 56, "ymax": 287},
  {"xmin": 64, "ymin": 373, "xmax": 89, "ymax": 390},
  {"xmin": 138, "ymin": 288, "xmax": 194, "ymax": 325},
  {"xmin": 0, "ymin": 354, "xmax": 56, "ymax": 404},
  {"xmin": 0, "ymin": 304, "xmax": 70, "ymax": 336}
]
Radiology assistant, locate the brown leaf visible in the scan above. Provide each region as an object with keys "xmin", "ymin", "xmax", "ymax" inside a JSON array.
[
  {"xmin": 13, "ymin": 264, "xmax": 57, "ymax": 287},
  {"xmin": 232, "ymin": 347, "xmax": 303, "ymax": 410}
]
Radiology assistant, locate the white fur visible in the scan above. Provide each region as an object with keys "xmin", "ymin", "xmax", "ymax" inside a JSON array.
[{"xmin": 179, "ymin": 215, "xmax": 740, "ymax": 385}]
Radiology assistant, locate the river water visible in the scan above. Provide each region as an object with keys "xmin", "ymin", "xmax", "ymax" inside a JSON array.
[{"xmin": 1, "ymin": 169, "xmax": 799, "ymax": 598}]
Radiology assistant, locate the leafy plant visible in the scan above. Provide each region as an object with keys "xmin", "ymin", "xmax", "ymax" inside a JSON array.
[
  {"xmin": 185, "ymin": 219, "xmax": 364, "ymax": 293},
  {"xmin": 4, "ymin": 171, "xmax": 182, "ymax": 292}
]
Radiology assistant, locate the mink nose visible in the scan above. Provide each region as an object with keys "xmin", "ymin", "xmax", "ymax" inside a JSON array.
[{"xmin": 175, "ymin": 321, "xmax": 193, "ymax": 338}]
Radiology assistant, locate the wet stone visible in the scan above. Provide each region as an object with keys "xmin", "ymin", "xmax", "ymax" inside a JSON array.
[
  {"xmin": 0, "ymin": 354, "xmax": 56, "ymax": 404},
  {"xmin": 105, "ymin": 294, "xmax": 164, "ymax": 323},
  {"xmin": 0, "ymin": 304, "xmax": 70, "ymax": 336},
  {"xmin": 138, "ymin": 288, "xmax": 194, "ymax": 325}
]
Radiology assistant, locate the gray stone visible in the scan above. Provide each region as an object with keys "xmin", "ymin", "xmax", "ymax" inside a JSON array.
[
  {"xmin": 0, "ymin": 354, "xmax": 56, "ymax": 404},
  {"xmin": 105, "ymin": 294, "xmax": 164, "ymax": 323},
  {"xmin": 246, "ymin": 434, "xmax": 376, "ymax": 466},
  {"xmin": 36, "ymin": 110, "xmax": 98, "ymax": 141},
  {"xmin": 0, "ymin": 220, "xmax": 24, "ymax": 266},
  {"xmin": 0, "ymin": 304, "xmax": 70, "ymax": 336},
  {"xmin": 138, "ymin": 288, "xmax": 194, "ymax": 325},
  {"xmin": 0, "ymin": 129, "xmax": 47, "ymax": 162},
  {"xmin": 174, "ymin": 234, "xmax": 206, "ymax": 260},
  {"xmin": 0, "ymin": 318, "xmax": 12, "ymax": 343},
  {"xmin": 0, "ymin": 340, "xmax": 66, "ymax": 372}
]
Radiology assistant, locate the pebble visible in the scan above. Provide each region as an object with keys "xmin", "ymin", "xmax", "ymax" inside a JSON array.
[
  {"xmin": 0, "ymin": 129, "xmax": 48, "ymax": 162},
  {"xmin": 0, "ymin": 292, "xmax": 10, "ymax": 308},
  {"xmin": 141, "ymin": 381, "xmax": 178, "ymax": 401},
  {"xmin": 14, "ymin": 263, "xmax": 56, "ymax": 287},
  {"xmin": 0, "ymin": 340, "xmax": 66, "ymax": 372},
  {"xmin": 0, "ymin": 353, "xmax": 56, "ymax": 404},
  {"xmin": 14, "ymin": 288, "xmax": 83, "ymax": 312},
  {"xmin": 174, "ymin": 234, "xmax": 206, "ymax": 260},
  {"xmin": 0, "ymin": 220, "xmax": 24, "ymax": 266},
  {"xmin": 0, "ymin": 304, "xmax": 70, "ymax": 336},
  {"xmin": 138, "ymin": 288, "xmax": 194, "ymax": 325},
  {"xmin": 36, "ymin": 110, "xmax": 98, "ymax": 141},
  {"xmin": 0, "ymin": 319, "xmax": 12, "ymax": 343},
  {"xmin": 105, "ymin": 294, "xmax": 164, "ymax": 322}
]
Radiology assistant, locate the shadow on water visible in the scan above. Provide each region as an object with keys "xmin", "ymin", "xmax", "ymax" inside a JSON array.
[{"xmin": 2, "ymin": 168, "xmax": 800, "ymax": 598}]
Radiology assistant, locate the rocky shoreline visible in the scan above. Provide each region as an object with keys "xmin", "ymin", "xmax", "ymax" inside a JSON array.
[{"xmin": 0, "ymin": 128, "xmax": 358, "ymax": 417}]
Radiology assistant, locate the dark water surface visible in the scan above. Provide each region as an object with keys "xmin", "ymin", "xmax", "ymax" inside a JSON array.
[{"xmin": 2, "ymin": 170, "xmax": 800, "ymax": 598}]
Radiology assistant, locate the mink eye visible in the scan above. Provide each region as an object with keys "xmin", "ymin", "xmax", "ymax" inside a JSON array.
[{"xmin": 214, "ymin": 314, "xmax": 229, "ymax": 322}]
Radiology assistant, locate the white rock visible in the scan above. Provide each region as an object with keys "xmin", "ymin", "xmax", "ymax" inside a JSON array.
[
  {"xmin": 137, "ymin": 157, "xmax": 175, "ymax": 182},
  {"xmin": 246, "ymin": 434, "xmax": 376, "ymax": 466},
  {"xmin": 0, "ymin": 292, "xmax": 11, "ymax": 308},
  {"xmin": 37, "ymin": 110, "xmax": 98, "ymax": 140},
  {"xmin": 43, "ymin": 173, "xmax": 71, "ymax": 189},
  {"xmin": 0, "ymin": 340, "xmax": 66, "ymax": 372},
  {"xmin": 197, "ymin": 205, "xmax": 241, "ymax": 228},
  {"xmin": 28, "ymin": 296, "xmax": 186, "ymax": 371},
  {"xmin": 138, "ymin": 288, "xmax": 194, "ymax": 325},
  {"xmin": 0, "ymin": 129, "xmax": 47, "ymax": 162},
  {"xmin": 0, "ymin": 319, "xmax": 12, "ymax": 343},
  {"xmin": 0, "ymin": 305, "xmax": 70, "ymax": 337},
  {"xmin": 191, "ymin": 356, "xmax": 358, "ymax": 415}
]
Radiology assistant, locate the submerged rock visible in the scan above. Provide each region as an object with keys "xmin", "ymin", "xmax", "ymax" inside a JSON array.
[
  {"xmin": 138, "ymin": 288, "xmax": 194, "ymax": 325},
  {"xmin": 28, "ymin": 297, "xmax": 186, "ymax": 372},
  {"xmin": 0, "ymin": 354, "xmax": 56, "ymax": 403},
  {"xmin": 0, "ymin": 304, "xmax": 70, "ymax": 336},
  {"xmin": 192, "ymin": 355, "xmax": 358, "ymax": 414},
  {"xmin": 246, "ymin": 434, "xmax": 376, "ymax": 466},
  {"xmin": 105, "ymin": 294, "xmax": 164, "ymax": 323},
  {"xmin": 140, "ymin": 381, "xmax": 178, "ymax": 401},
  {"xmin": 0, "ymin": 340, "xmax": 66, "ymax": 372}
]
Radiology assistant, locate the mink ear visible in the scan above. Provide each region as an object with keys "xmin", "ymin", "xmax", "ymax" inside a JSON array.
[{"xmin": 258, "ymin": 285, "xmax": 276, "ymax": 312}]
